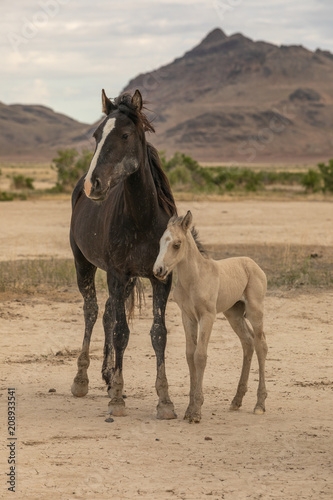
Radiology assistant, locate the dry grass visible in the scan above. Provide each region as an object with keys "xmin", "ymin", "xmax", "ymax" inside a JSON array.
[
  {"xmin": 206, "ymin": 243, "xmax": 333, "ymax": 289},
  {"xmin": 0, "ymin": 244, "xmax": 331, "ymax": 299}
]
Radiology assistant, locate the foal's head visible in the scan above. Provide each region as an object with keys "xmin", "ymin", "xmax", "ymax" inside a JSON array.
[
  {"xmin": 84, "ymin": 89, "xmax": 153, "ymax": 201},
  {"xmin": 153, "ymin": 211, "xmax": 193, "ymax": 280}
]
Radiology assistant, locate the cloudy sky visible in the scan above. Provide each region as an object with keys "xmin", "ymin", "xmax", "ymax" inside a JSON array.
[{"xmin": 1, "ymin": 0, "xmax": 332, "ymax": 123}]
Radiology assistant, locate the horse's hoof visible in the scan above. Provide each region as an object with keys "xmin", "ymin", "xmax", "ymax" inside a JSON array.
[
  {"xmin": 229, "ymin": 403, "xmax": 241, "ymax": 411},
  {"xmin": 71, "ymin": 381, "xmax": 89, "ymax": 397},
  {"xmin": 254, "ymin": 405, "xmax": 265, "ymax": 415},
  {"xmin": 156, "ymin": 404, "xmax": 177, "ymax": 420},
  {"xmin": 108, "ymin": 400, "xmax": 127, "ymax": 417}
]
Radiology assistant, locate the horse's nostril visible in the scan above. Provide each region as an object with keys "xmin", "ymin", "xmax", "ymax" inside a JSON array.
[
  {"xmin": 155, "ymin": 266, "xmax": 163, "ymax": 277},
  {"xmin": 94, "ymin": 177, "xmax": 102, "ymax": 192}
]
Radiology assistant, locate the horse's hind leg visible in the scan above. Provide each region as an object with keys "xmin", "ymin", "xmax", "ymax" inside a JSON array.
[
  {"xmin": 71, "ymin": 243, "xmax": 98, "ymax": 397},
  {"xmin": 245, "ymin": 297, "xmax": 268, "ymax": 414},
  {"xmin": 150, "ymin": 276, "xmax": 177, "ymax": 420},
  {"xmin": 224, "ymin": 300, "xmax": 255, "ymax": 411}
]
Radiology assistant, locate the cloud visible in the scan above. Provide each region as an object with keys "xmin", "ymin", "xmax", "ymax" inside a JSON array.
[{"xmin": 1, "ymin": 0, "xmax": 332, "ymax": 122}]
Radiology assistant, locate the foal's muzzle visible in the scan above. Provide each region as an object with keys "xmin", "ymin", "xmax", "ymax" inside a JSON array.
[{"xmin": 153, "ymin": 265, "xmax": 169, "ymax": 281}]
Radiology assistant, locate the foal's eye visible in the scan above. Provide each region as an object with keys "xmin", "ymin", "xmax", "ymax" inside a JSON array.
[
  {"xmin": 122, "ymin": 133, "xmax": 129, "ymax": 140},
  {"xmin": 173, "ymin": 242, "xmax": 181, "ymax": 250}
]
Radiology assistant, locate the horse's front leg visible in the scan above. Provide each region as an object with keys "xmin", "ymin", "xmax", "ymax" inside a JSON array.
[
  {"xmin": 71, "ymin": 250, "xmax": 98, "ymax": 398},
  {"xmin": 150, "ymin": 276, "xmax": 177, "ymax": 420},
  {"xmin": 181, "ymin": 311, "xmax": 199, "ymax": 421},
  {"xmin": 107, "ymin": 275, "xmax": 130, "ymax": 417},
  {"xmin": 188, "ymin": 312, "xmax": 215, "ymax": 423}
]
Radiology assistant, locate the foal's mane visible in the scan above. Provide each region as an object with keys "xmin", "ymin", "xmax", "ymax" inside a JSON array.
[
  {"xmin": 114, "ymin": 92, "xmax": 177, "ymax": 217},
  {"xmin": 191, "ymin": 226, "xmax": 207, "ymax": 257}
]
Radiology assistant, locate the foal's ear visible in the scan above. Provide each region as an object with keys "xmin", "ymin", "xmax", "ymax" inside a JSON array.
[
  {"xmin": 181, "ymin": 211, "xmax": 193, "ymax": 232},
  {"xmin": 132, "ymin": 89, "xmax": 143, "ymax": 111},
  {"xmin": 168, "ymin": 214, "xmax": 178, "ymax": 226},
  {"xmin": 101, "ymin": 89, "xmax": 116, "ymax": 115}
]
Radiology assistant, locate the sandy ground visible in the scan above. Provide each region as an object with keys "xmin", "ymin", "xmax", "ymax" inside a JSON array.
[{"xmin": 1, "ymin": 199, "xmax": 333, "ymax": 499}]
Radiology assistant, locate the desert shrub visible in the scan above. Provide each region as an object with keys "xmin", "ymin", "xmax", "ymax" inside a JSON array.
[
  {"xmin": 0, "ymin": 191, "xmax": 14, "ymax": 201},
  {"xmin": 11, "ymin": 174, "xmax": 34, "ymax": 190},
  {"xmin": 318, "ymin": 159, "xmax": 333, "ymax": 193},
  {"xmin": 52, "ymin": 148, "xmax": 93, "ymax": 192},
  {"xmin": 163, "ymin": 152, "xmax": 214, "ymax": 192},
  {"xmin": 301, "ymin": 169, "xmax": 322, "ymax": 192}
]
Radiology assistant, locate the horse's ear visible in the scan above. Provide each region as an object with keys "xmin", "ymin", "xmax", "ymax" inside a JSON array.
[
  {"xmin": 102, "ymin": 89, "xmax": 115, "ymax": 115},
  {"xmin": 132, "ymin": 89, "xmax": 143, "ymax": 111},
  {"xmin": 181, "ymin": 211, "xmax": 192, "ymax": 232}
]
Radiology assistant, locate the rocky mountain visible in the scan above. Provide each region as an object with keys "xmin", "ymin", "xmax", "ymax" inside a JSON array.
[{"xmin": 124, "ymin": 28, "xmax": 333, "ymax": 163}]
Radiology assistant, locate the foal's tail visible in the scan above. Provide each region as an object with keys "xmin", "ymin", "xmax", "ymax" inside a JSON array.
[{"xmin": 125, "ymin": 278, "xmax": 145, "ymax": 321}]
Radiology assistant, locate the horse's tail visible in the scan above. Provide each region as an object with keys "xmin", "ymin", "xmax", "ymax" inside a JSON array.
[{"xmin": 125, "ymin": 278, "xmax": 145, "ymax": 321}]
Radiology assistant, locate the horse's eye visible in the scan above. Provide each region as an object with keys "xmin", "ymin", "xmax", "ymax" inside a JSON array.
[
  {"xmin": 173, "ymin": 242, "xmax": 181, "ymax": 250},
  {"xmin": 122, "ymin": 133, "xmax": 129, "ymax": 140}
]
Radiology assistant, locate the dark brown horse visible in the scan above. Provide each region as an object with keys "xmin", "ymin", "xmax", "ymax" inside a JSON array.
[{"xmin": 70, "ymin": 89, "xmax": 177, "ymax": 419}]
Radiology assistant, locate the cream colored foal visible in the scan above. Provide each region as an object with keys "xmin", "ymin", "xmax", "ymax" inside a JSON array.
[{"xmin": 153, "ymin": 211, "xmax": 268, "ymax": 423}]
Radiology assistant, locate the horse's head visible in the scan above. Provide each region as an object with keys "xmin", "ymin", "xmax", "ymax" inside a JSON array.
[
  {"xmin": 153, "ymin": 211, "xmax": 193, "ymax": 280},
  {"xmin": 84, "ymin": 89, "xmax": 149, "ymax": 201}
]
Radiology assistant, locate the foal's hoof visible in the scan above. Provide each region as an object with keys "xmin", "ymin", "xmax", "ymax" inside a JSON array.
[
  {"xmin": 156, "ymin": 403, "xmax": 177, "ymax": 420},
  {"xmin": 254, "ymin": 405, "xmax": 265, "ymax": 415},
  {"xmin": 184, "ymin": 410, "xmax": 201, "ymax": 423},
  {"xmin": 108, "ymin": 400, "xmax": 127, "ymax": 417},
  {"xmin": 229, "ymin": 402, "xmax": 241, "ymax": 411},
  {"xmin": 71, "ymin": 380, "xmax": 89, "ymax": 397}
]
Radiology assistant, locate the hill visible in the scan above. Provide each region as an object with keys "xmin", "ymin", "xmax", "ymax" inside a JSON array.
[
  {"xmin": 0, "ymin": 102, "xmax": 90, "ymax": 161},
  {"xmin": 124, "ymin": 28, "xmax": 333, "ymax": 163}
]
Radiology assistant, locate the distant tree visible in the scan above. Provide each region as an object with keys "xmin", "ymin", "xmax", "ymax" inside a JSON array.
[
  {"xmin": 11, "ymin": 174, "xmax": 34, "ymax": 190},
  {"xmin": 301, "ymin": 169, "xmax": 322, "ymax": 192},
  {"xmin": 317, "ymin": 159, "xmax": 333, "ymax": 193},
  {"xmin": 52, "ymin": 148, "xmax": 93, "ymax": 192}
]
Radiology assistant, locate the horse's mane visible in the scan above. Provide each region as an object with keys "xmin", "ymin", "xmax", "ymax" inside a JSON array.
[
  {"xmin": 114, "ymin": 93, "xmax": 155, "ymax": 133},
  {"xmin": 146, "ymin": 143, "xmax": 177, "ymax": 217},
  {"xmin": 114, "ymin": 92, "xmax": 177, "ymax": 217}
]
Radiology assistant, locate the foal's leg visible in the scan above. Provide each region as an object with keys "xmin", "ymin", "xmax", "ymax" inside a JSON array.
[
  {"xmin": 150, "ymin": 276, "xmax": 177, "ymax": 420},
  {"xmin": 71, "ymin": 248, "xmax": 98, "ymax": 397},
  {"xmin": 182, "ymin": 312, "xmax": 199, "ymax": 421},
  {"xmin": 245, "ymin": 297, "xmax": 268, "ymax": 414},
  {"xmin": 107, "ymin": 274, "xmax": 130, "ymax": 417},
  {"xmin": 189, "ymin": 312, "xmax": 215, "ymax": 423},
  {"xmin": 224, "ymin": 301, "xmax": 255, "ymax": 411}
]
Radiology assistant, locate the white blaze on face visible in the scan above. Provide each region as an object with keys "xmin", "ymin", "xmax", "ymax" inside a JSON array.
[
  {"xmin": 84, "ymin": 117, "xmax": 116, "ymax": 196},
  {"xmin": 154, "ymin": 229, "xmax": 173, "ymax": 273}
]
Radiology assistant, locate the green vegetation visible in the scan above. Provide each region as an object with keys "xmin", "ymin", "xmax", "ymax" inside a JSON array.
[
  {"xmin": 318, "ymin": 159, "xmax": 333, "ymax": 193},
  {"xmin": 11, "ymin": 174, "xmax": 34, "ymax": 190},
  {"xmin": 162, "ymin": 151, "xmax": 333, "ymax": 195},
  {"xmin": 51, "ymin": 148, "xmax": 93, "ymax": 192},
  {"xmin": 0, "ymin": 150, "xmax": 333, "ymax": 200}
]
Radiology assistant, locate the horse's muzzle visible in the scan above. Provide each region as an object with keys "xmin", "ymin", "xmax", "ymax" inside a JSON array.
[{"xmin": 84, "ymin": 176, "xmax": 110, "ymax": 202}]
